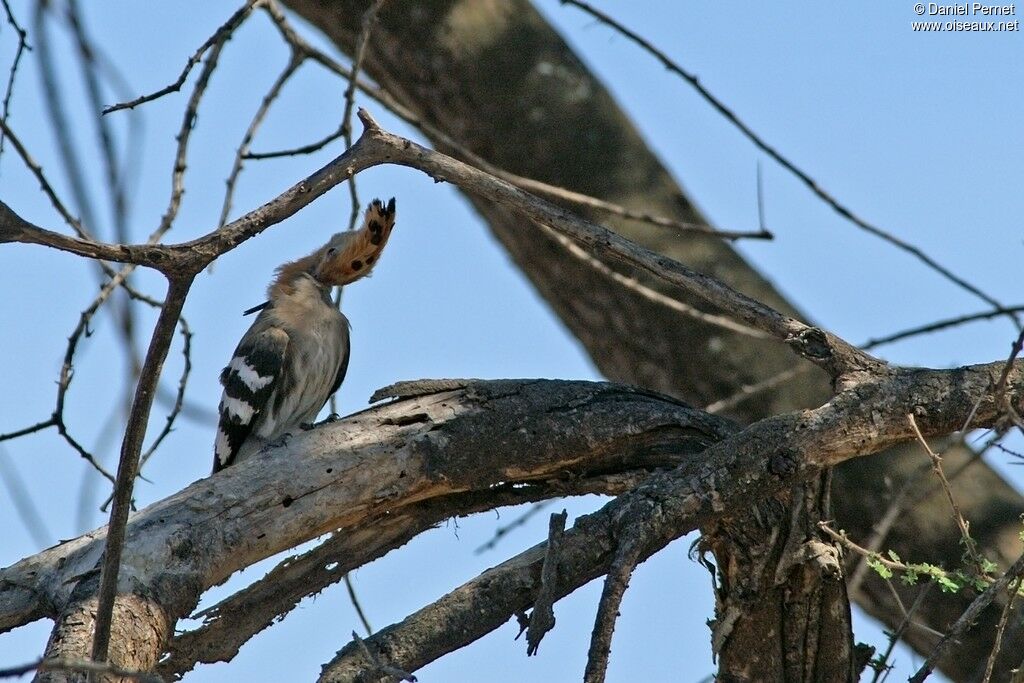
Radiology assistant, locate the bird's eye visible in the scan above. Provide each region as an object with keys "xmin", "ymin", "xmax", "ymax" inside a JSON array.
[{"xmin": 327, "ymin": 247, "xmax": 337, "ymax": 256}]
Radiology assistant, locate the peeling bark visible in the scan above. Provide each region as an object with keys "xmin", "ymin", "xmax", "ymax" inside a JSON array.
[
  {"xmin": 706, "ymin": 474, "xmax": 854, "ymax": 682},
  {"xmin": 279, "ymin": 1, "xmax": 1024, "ymax": 677},
  {"xmin": 3, "ymin": 380, "xmax": 728, "ymax": 672}
]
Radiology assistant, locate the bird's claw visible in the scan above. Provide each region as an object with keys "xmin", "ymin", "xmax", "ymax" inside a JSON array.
[{"xmin": 267, "ymin": 432, "xmax": 293, "ymax": 450}]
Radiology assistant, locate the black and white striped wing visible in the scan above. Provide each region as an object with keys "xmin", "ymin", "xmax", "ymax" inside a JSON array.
[{"xmin": 213, "ymin": 326, "xmax": 289, "ymax": 473}]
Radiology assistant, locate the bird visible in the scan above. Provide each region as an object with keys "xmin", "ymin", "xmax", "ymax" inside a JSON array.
[{"xmin": 212, "ymin": 198, "xmax": 397, "ymax": 473}]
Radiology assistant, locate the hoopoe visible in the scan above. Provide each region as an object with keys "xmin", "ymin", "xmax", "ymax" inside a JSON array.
[{"xmin": 213, "ymin": 198, "xmax": 396, "ymax": 473}]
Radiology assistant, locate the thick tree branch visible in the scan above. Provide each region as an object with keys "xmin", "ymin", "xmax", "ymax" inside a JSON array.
[
  {"xmin": 276, "ymin": 4, "xmax": 1024, "ymax": 675},
  {"xmin": 1, "ymin": 380, "xmax": 728, "ymax": 640},
  {"xmin": 349, "ymin": 110, "xmax": 880, "ymax": 381},
  {"xmin": 315, "ymin": 359, "xmax": 1021, "ymax": 681},
  {"xmin": 160, "ymin": 484, "xmax": 626, "ymax": 679},
  {"xmin": 0, "ymin": 201, "xmax": 164, "ymax": 266},
  {"xmin": 88, "ymin": 277, "xmax": 193, "ymax": 671},
  {"xmin": 3, "ymin": 359, "xmax": 1019, "ymax": 677}
]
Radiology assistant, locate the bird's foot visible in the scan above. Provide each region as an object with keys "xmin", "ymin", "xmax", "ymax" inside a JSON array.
[
  {"xmin": 309, "ymin": 413, "xmax": 341, "ymax": 428},
  {"xmin": 299, "ymin": 422, "xmax": 315, "ymax": 432},
  {"xmin": 268, "ymin": 432, "xmax": 293, "ymax": 449}
]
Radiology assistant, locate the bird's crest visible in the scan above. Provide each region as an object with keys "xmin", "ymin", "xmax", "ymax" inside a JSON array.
[{"xmin": 269, "ymin": 198, "xmax": 397, "ymax": 299}]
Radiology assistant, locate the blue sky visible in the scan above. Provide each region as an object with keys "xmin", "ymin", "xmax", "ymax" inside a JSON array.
[{"xmin": 1, "ymin": 2, "xmax": 1022, "ymax": 680}]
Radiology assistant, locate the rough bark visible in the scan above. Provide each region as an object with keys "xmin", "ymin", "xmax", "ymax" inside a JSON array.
[
  {"xmin": 4, "ymin": 359, "xmax": 1019, "ymax": 680},
  {"xmin": 280, "ymin": 1, "xmax": 1024, "ymax": 677},
  {"xmin": 314, "ymin": 359, "xmax": 1022, "ymax": 682},
  {"xmin": 1, "ymin": 380, "xmax": 729, "ymax": 671},
  {"xmin": 705, "ymin": 474, "xmax": 855, "ymax": 682},
  {"xmin": 158, "ymin": 479, "xmax": 646, "ymax": 679}
]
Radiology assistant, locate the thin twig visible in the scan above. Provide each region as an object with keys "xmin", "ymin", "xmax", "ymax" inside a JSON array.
[
  {"xmin": 863, "ymin": 305, "xmax": 1024, "ymax": 349},
  {"xmin": 339, "ymin": 0, "xmax": 386, "ymax": 232},
  {"xmin": 870, "ymin": 583, "xmax": 934, "ymax": 683},
  {"xmin": 344, "ymin": 573, "xmax": 373, "ymax": 636},
  {"xmin": 526, "ymin": 510, "xmax": 567, "ymax": 656},
  {"xmin": 846, "ymin": 461, "xmax": 932, "ymax": 598},
  {"xmin": 0, "ymin": 99, "xmax": 89, "ymax": 239},
  {"xmin": 139, "ymin": 317, "xmax": 193, "ymax": 468},
  {"xmin": 910, "ymin": 550, "xmax": 1024, "ymax": 683},
  {"xmin": 0, "ymin": 0, "xmax": 30, "ymax": 160},
  {"xmin": 218, "ymin": 53, "xmax": 304, "ymax": 228},
  {"xmin": 0, "ymin": 657, "xmax": 163, "ymax": 682},
  {"xmin": 981, "ymin": 572, "xmax": 1023, "ymax": 683},
  {"xmin": 994, "ymin": 328, "xmax": 1024, "ymax": 415},
  {"xmin": 821, "ymin": 523, "xmax": 982, "ymax": 598},
  {"xmin": 476, "ymin": 500, "xmax": 554, "ymax": 554},
  {"xmin": 244, "ymin": 123, "xmax": 346, "ymax": 160},
  {"xmin": 907, "ymin": 413, "xmax": 980, "ymax": 567},
  {"xmin": 155, "ymin": 22, "xmax": 232, "ymax": 241},
  {"xmin": 584, "ymin": 535, "xmax": 643, "ymax": 683},
  {"xmin": 102, "ymin": 0, "xmax": 261, "ymax": 114},
  {"xmin": 561, "ymin": 0, "xmax": 1016, "ymax": 324},
  {"xmin": 0, "ymin": 417, "xmax": 56, "ymax": 442},
  {"xmin": 90, "ymin": 276, "xmax": 194, "ymax": 667}
]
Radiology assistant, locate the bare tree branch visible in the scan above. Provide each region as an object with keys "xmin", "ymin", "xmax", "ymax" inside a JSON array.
[
  {"xmin": 561, "ymin": 0, "xmax": 1016, "ymax": 324},
  {"xmin": 160, "ymin": 480, "xmax": 623, "ymax": 678},
  {"xmin": 101, "ymin": 1, "xmax": 261, "ymax": 115},
  {"xmin": 255, "ymin": 2, "xmax": 768, "ymax": 243},
  {"xmin": 525, "ymin": 510, "xmax": 567, "ymax": 656},
  {"xmin": 0, "ymin": 0, "xmax": 29, "ymax": 160},
  {"xmin": 87, "ymin": 277, "xmax": 193, "ymax": 670},
  {"xmin": 910, "ymin": 550, "xmax": 1024, "ymax": 683},
  {"xmin": 3, "ymin": 380, "xmax": 728, "ymax": 645},
  {"xmin": 317, "ymin": 357, "xmax": 1021, "ymax": 681},
  {"xmin": 583, "ymin": 531, "xmax": 642, "ymax": 683},
  {"xmin": 0, "ymin": 656, "xmax": 162, "ymax": 682},
  {"xmin": 351, "ymin": 110, "xmax": 879, "ymax": 380}
]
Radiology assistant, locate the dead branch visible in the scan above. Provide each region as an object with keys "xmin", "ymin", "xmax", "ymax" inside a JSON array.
[
  {"xmin": 352, "ymin": 109, "xmax": 880, "ymax": 381},
  {"xmin": 583, "ymin": 532, "xmax": 643, "ymax": 683},
  {"xmin": 2, "ymin": 380, "xmax": 728, "ymax": 643},
  {"xmin": 101, "ymin": 1, "xmax": 261, "ymax": 114},
  {"xmin": 561, "ymin": 0, "xmax": 1015, "ymax": 322},
  {"xmin": 525, "ymin": 510, "xmax": 567, "ymax": 656},
  {"xmin": 160, "ymin": 482, "xmax": 614, "ymax": 679},
  {"xmin": 910, "ymin": 550, "xmax": 1024, "ymax": 683},
  {"xmin": 317, "ymin": 358, "xmax": 1021, "ymax": 682}
]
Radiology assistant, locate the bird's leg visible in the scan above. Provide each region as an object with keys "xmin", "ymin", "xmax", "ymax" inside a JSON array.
[{"xmin": 309, "ymin": 413, "xmax": 342, "ymax": 429}]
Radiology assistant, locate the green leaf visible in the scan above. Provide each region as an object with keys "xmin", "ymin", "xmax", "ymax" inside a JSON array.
[{"xmin": 868, "ymin": 556, "xmax": 893, "ymax": 580}]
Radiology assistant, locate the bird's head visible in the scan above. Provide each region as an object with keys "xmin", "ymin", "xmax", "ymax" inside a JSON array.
[
  {"xmin": 269, "ymin": 198, "xmax": 397, "ymax": 299},
  {"xmin": 312, "ymin": 197, "xmax": 397, "ymax": 287}
]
